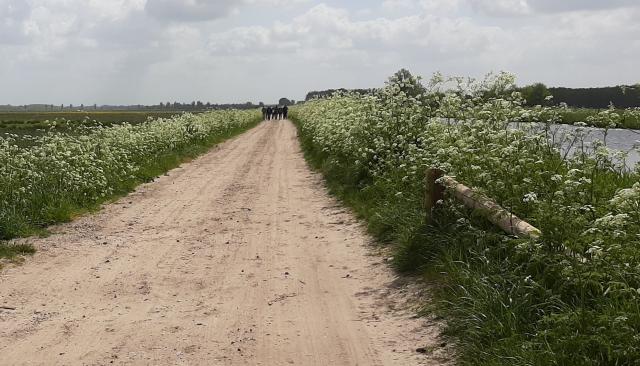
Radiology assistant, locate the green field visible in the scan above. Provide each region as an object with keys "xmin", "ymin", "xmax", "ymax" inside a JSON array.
[
  {"xmin": 520, "ymin": 107, "xmax": 640, "ymax": 129},
  {"xmin": 0, "ymin": 110, "xmax": 261, "ymax": 266},
  {"xmin": 0, "ymin": 111, "xmax": 198, "ymax": 147},
  {"xmin": 0, "ymin": 111, "xmax": 189, "ymax": 131}
]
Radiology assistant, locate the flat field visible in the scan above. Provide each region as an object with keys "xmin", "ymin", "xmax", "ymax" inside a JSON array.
[
  {"xmin": 558, "ymin": 108, "xmax": 640, "ymax": 128},
  {"xmin": 0, "ymin": 111, "xmax": 188, "ymax": 125},
  {"xmin": 0, "ymin": 111, "xmax": 190, "ymax": 135}
]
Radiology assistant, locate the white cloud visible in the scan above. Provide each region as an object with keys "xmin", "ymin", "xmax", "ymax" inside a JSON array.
[
  {"xmin": 526, "ymin": 0, "xmax": 638, "ymax": 13},
  {"xmin": 0, "ymin": 0, "xmax": 639, "ymax": 105},
  {"xmin": 145, "ymin": 0, "xmax": 237, "ymax": 22},
  {"xmin": 145, "ymin": 0, "xmax": 309, "ymax": 21},
  {"xmin": 420, "ymin": 0, "xmax": 461, "ymax": 13},
  {"xmin": 247, "ymin": 0, "xmax": 309, "ymax": 5},
  {"xmin": 467, "ymin": 0, "xmax": 531, "ymax": 16},
  {"xmin": 382, "ymin": 0, "xmax": 416, "ymax": 11},
  {"xmin": 386, "ymin": 0, "xmax": 639, "ymax": 16},
  {"xmin": 208, "ymin": 3, "xmax": 504, "ymax": 58},
  {"xmin": 466, "ymin": 0, "xmax": 639, "ymax": 16},
  {"xmin": 0, "ymin": 0, "xmax": 31, "ymax": 44}
]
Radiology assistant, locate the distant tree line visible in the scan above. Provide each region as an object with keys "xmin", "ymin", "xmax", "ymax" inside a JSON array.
[
  {"xmin": 156, "ymin": 101, "xmax": 261, "ymax": 110},
  {"xmin": 305, "ymin": 88, "xmax": 376, "ymax": 101},
  {"xmin": 519, "ymin": 83, "xmax": 640, "ymax": 108},
  {"xmin": 304, "ymin": 68, "xmax": 640, "ymax": 110},
  {"xmin": 0, "ymin": 101, "xmax": 266, "ymax": 112},
  {"xmin": 278, "ymin": 98, "xmax": 296, "ymax": 106},
  {"xmin": 548, "ymin": 86, "xmax": 640, "ymax": 108},
  {"xmin": 306, "ymin": 82, "xmax": 640, "ymax": 109}
]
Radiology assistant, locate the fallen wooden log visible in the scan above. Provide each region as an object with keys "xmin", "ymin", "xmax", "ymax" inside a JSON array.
[{"xmin": 425, "ymin": 168, "xmax": 541, "ymax": 239}]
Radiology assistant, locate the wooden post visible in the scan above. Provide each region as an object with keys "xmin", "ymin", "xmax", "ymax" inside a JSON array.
[{"xmin": 425, "ymin": 168, "xmax": 445, "ymax": 222}]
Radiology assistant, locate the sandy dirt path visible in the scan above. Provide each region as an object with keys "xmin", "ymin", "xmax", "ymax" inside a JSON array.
[{"xmin": 0, "ymin": 121, "xmax": 447, "ymax": 366}]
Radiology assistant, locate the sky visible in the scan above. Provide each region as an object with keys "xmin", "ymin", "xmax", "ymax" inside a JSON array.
[{"xmin": 0, "ymin": 0, "xmax": 639, "ymax": 105}]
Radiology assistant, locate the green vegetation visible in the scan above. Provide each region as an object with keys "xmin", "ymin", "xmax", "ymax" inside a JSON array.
[
  {"xmin": 517, "ymin": 106, "xmax": 640, "ymax": 129},
  {"xmin": 0, "ymin": 111, "xmax": 188, "ymax": 132},
  {"xmin": 0, "ymin": 111, "xmax": 194, "ymax": 146},
  {"xmin": 0, "ymin": 111, "xmax": 186, "ymax": 124},
  {"xmin": 519, "ymin": 82, "xmax": 552, "ymax": 106},
  {"xmin": 0, "ymin": 110, "xmax": 261, "ymax": 246},
  {"xmin": 549, "ymin": 85, "xmax": 640, "ymax": 109},
  {"xmin": 555, "ymin": 108, "xmax": 640, "ymax": 129},
  {"xmin": 517, "ymin": 83, "xmax": 640, "ymax": 109},
  {"xmin": 292, "ymin": 70, "xmax": 640, "ymax": 365},
  {"xmin": 0, "ymin": 243, "xmax": 36, "ymax": 269},
  {"xmin": 306, "ymin": 82, "xmax": 640, "ymax": 130}
]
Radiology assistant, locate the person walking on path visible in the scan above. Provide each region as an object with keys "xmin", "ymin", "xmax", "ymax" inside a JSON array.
[
  {"xmin": 283, "ymin": 105, "xmax": 289, "ymax": 119},
  {"xmin": 262, "ymin": 106, "xmax": 267, "ymax": 120}
]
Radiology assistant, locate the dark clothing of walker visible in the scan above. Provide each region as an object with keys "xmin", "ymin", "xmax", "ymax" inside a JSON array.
[{"xmin": 265, "ymin": 105, "xmax": 289, "ymax": 121}]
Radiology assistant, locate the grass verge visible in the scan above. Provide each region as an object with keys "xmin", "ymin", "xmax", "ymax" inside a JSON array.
[
  {"xmin": 0, "ymin": 243, "xmax": 36, "ymax": 269},
  {"xmin": 0, "ymin": 111, "xmax": 189, "ymax": 126},
  {"xmin": 291, "ymin": 100, "xmax": 640, "ymax": 366},
  {"xmin": 1, "ymin": 113, "xmax": 261, "ymax": 261}
]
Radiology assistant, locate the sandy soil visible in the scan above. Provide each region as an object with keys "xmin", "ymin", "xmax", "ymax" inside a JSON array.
[{"xmin": 0, "ymin": 121, "xmax": 449, "ymax": 366}]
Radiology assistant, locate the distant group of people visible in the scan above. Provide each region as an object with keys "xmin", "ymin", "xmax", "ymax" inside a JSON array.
[{"xmin": 262, "ymin": 105, "xmax": 288, "ymax": 120}]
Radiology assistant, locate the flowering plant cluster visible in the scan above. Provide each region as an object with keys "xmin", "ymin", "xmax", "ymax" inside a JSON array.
[
  {"xmin": 0, "ymin": 110, "xmax": 259, "ymax": 239},
  {"xmin": 292, "ymin": 71, "xmax": 640, "ymax": 365}
]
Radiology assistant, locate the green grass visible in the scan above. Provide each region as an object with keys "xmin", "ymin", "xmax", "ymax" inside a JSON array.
[
  {"xmin": 291, "ymin": 71, "xmax": 640, "ymax": 366},
  {"xmin": 0, "ymin": 111, "xmax": 194, "ymax": 145},
  {"xmin": 0, "ymin": 111, "xmax": 188, "ymax": 126},
  {"xmin": 1, "ymin": 114, "xmax": 260, "ymax": 265},
  {"xmin": 0, "ymin": 118, "xmax": 259, "ymax": 240},
  {"xmin": 293, "ymin": 111, "xmax": 640, "ymax": 364},
  {"xmin": 0, "ymin": 243, "xmax": 36, "ymax": 267},
  {"xmin": 554, "ymin": 108, "xmax": 640, "ymax": 129}
]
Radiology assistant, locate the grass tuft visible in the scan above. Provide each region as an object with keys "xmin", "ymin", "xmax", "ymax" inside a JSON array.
[{"xmin": 0, "ymin": 242, "xmax": 36, "ymax": 267}]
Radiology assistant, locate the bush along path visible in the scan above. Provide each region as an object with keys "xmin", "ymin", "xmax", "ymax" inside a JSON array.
[
  {"xmin": 0, "ymin": 110, "xmax": 261, "ymax": 263},
  {"xmin": 291, "ymin": 71, "xmax": 640, "ymax": 366}
]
